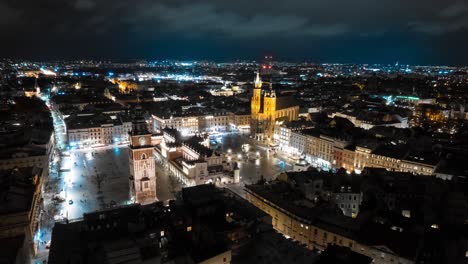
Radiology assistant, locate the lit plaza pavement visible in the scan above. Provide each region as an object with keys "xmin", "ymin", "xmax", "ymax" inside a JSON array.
[
  {"xmin": 32, "ymin": 144, "xmax": 183, "ymax": 264},
  {"xmin": 32, "ymin": 109, "xmax": 291, "ymax": 264},
  {"xmin": 57, "ymin": 144, "xmax": 184, "ymax": 220},
  {"xmin": 214, "ymin": 133, "xmax": 292, "ymax": 197}
]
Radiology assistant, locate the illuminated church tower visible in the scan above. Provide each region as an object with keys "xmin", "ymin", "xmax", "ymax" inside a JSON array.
[
  {"xmin": 250, "ymin": 72, "xmax": 299, "ymax": 141},
  {"xmin": 251, "ymin": 72, "xmax": 262, "ymax": 114},
  {"xmin": 262, "ymin": 84, "xmax": 277, "ymax": 139},
  {"xmin": 128, "ymin": 106, "xmax": 157, "ymax": 204},
  {"xmin": 251, "ymin": 72, "xmax": 264, "ymax": 140}
]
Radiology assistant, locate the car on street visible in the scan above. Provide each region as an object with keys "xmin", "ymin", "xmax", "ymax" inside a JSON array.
[{"xmin": 68, "ymin": 200, "xmax": 73, "ymax": 205}]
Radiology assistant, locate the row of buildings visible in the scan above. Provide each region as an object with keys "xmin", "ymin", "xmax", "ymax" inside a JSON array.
[
  {"xmin": 245, "ymin": 168, "xmax": 468, "ymax": 264},
  {"xmin": 0, "ymin": 96, "xmax": 55, "ymax": 261},
  {"xmin": 65, "ymin": 112, "xmax": 133, "ymax": 147},
  {"xmin": 0, "ymin": 167, "xmax": 44, "ymax": 264},
  {"xmin": 153, "ymin": 111, "xmax": 251, "ymax": 135},
  {"xmin": 331, "ymin": 111, "xmax": 408, "ymax": 130},
  {"xmin": 48, "ymin": 184, "xmax": 332, "ymax": 264},
  {"xmin": 275, "ymin": 120, "xmax": 439, "ymax": 175}
]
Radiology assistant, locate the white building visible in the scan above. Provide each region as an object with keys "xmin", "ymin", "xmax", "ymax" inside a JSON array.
[
  {"xmin": 153, "ymin": 112, "xmax": 250, "ymax": 134},
  {"xmin": 153, "ymin": 115, "xmax": 199, "ymax": 135},
  {"xmin": 331, "ymin": 112, "xmax": 408, "ymax": 130},
  {"xmin": 158, "ymin": 128, "xmax": 234, "ymax": 186},
  {"xmin": 66, "ymin": 114, "xmax": 132, "ymax": 147}
]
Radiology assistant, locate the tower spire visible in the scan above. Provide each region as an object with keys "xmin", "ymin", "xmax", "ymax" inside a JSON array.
[
  {"xmin": 269, "ymin": 82, "xmax": 275, "ymax": 97},
  {"xmin": 254, "ymin": 72, "xmax": 262, "ymax": 89}
]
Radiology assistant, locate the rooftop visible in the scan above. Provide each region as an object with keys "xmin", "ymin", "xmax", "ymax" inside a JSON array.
[
  {"xmin": 316, "ymin": 245, "xmax": 372, "ymax": 264},
  {"xmin": 245, "ymin": 181, "xmax": 358, "ymax": 238},
  {"xmin": 0, "ymin": 167, "xmax": 42, "ymax": 215},
  {"xmin": 65, "ymin": 113, "xmax": 124, "ymax": 130},
  {"xmin": 372, "ymin": 144, "xmax": 409, "ymax": 159}
]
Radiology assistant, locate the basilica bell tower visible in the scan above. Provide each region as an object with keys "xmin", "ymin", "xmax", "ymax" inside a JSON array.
[{"xmin": 128, "ymin": 106, "xmax": 157, "ymax": 204}]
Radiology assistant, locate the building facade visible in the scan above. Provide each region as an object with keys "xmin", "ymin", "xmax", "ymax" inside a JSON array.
[
  {"xmin": 245, "ymin": 185, "xmax": 415, "ymax": 264},
  {"xmin": 0, "ymin": 167, "xmax": 44, "ymax": 258},
  {"xmin": 250, "ymin": 73, "xmax": 299, "ymax": 141},
  {"xmin": 153, "ymin": 112, "xmax": 251, "ymax": 135},
  {"xmin": 128, "ymin": 107, "xmax": 157, "ymax": 204},
  {"xmin": 67, "ymin": 114, "xmax": 132, "ymax": 147}
]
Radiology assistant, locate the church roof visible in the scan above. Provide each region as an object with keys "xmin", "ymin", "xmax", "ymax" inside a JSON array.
[{"xmin": 275, "ymin": 96, "xmax": 299, "ymax": 110}]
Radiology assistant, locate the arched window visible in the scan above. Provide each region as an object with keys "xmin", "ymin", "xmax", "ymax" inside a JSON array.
[
  {"xmin": 141, "ymin": 153, "xmax": 147, "ymax": 160},
  {"xmin": 141, "ymin": 172, "xmax": 149, "ymax": 191}
]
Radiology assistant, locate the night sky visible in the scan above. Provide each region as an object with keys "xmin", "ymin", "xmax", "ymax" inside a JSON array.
[{"xmin": 1, "ymin": 0, "xmax": 467, "ymax": 65}]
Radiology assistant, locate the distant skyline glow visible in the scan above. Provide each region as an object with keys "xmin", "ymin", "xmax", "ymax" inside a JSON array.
[{"xmin": 0, "ymin": 0, "xmax": 467, "ymax": 65}]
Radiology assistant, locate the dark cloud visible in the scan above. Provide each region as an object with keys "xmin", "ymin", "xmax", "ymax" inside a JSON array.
[
  {"xmin": 74, "ymin": 0, "xmax": 96, "ymax": 10},
  {"xmin": 129, "ymin": 2, "xmax": 349, "ymax": 37},
  {"xmin": 0, "ymin": 0, "xmax": 467, "ymax": 64},
  {"xmin": 0, "ymin": 2, "xmax": 21, "ymax": 25},
  {"xmin": 409, "ymin": 2, "xmax": 468, "ymax": 34}
]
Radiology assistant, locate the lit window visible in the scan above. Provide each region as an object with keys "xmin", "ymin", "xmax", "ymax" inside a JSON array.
[
  {"xmin": 402, "ymin": 210, "xmax": 411, "ymax": 218},
  {"xmin": 187, "ymin": 226, "xmax": 192, "ymax": 232}
]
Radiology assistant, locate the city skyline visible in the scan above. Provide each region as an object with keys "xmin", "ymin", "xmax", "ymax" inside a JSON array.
[
  {"xmin": 1, "ymin": 0, "xmax": 468, "ymax": 65},
  {"xmin": 1, "ymin": 1, "xmax": 467, "ymax": 264}
]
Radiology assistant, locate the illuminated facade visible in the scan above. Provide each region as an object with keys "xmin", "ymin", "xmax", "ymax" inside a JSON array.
[
  {"xmin": 0, "ymin": 167, "xmax": 44, "ymax": 257},
  {"xmin": 153, "ymin": 113, "xmax": 251, "ymax": 134},
  {"xmin": 250, "ymin": 73, "xmax": 299, "ymax": 141},
  {"xmin": 128, "ymin": 107, "xmax": 157, "ymax": 204},
  {"xmin": 331, "ymin": 112, "xmax": 408, "ymax": 130},
  {"xmin": 157, "ymin": 128, "xmax": 234, "ymax": 186},
  {"xmin": 245, "ymin": 185, "xmax": 415, "ymax": 264},
  {"xmin": 111, "ymin": 79, "xmax": 138, "ymax": 94},
  {"xmin": 66, "ymin": 114, "xmax": 132, "ymax": 147}
]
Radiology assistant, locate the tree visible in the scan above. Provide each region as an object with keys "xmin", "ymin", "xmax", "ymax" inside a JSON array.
[{"xmin": 91, "ymin": 168, "xmax": 107, "ymax": 194}]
